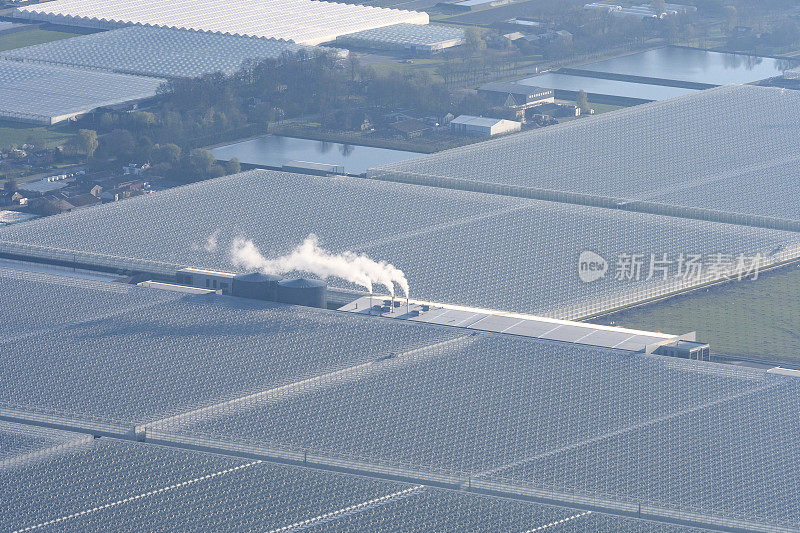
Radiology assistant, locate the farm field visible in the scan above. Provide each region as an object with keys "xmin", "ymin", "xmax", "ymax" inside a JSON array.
[{"xmin": 590, "ymin": 264, "xmax": 800, "ymax": 364}]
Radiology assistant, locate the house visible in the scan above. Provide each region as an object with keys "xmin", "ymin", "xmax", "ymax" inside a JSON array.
[
  {"xmin": 102, "ymin": 188, "xmax": 129, "ymax": 203},
  {"xmin": 502, "ymin": 32, "xmax": 526, "ymax": 42},
  {"xmin": 94, "ymin": 178, "xmax": 149, "ymax": 203},
  {"xmin": 524, "ymin": 30, "xmax": 572, "ymax": 43},
  {"xmin": 529, "ymin": 102, "xmax": 581, "ymax": 118},
  {"xmin": 67, "ymin": 193, "xmax": 102, "ymax": 209},
  {"xmin": 27, "ymin": 196, "xmax": 75, "ymax": 216},
  {"xmin": 10, "ymin": 192, "xmax": 27, "ymax": 206},
  {"xmin": 391, "ymin": 119, "xmax": 430, "ymax": 139},
  {"xmin": 583, "ymin": 3, "xmax": 621, "ymax": 14},
  {"xmin": 505, "ymin": 17, "xmax": 551, "ymax": 30},
  {"xmin": 123, "ymin": 162, "xmax": 150, "ymax": 176},
  {"xmin": 384, "ymin": 111, "xmax": 415, "ymax": 124},
  {"xmin": 450, "ymin": 115, "xmax": 522, "ymax": 137},
  {"xmin": 122, "ymin": 180, "xmax": 149, "ymax": 192}
]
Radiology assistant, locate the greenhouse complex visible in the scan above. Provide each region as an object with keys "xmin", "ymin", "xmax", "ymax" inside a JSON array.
[
  {"xmin": 334, "ymin": 23, "xmax": 466, "ymax": 52},
  {"xmin": 0, "ymin": 59, "xmax": 165, "ymax": 124},
  {"xmin": 14, "ymin": 0, "xmax": 430, "ymax": 46},
  {"xmin": 3, "ymin": 169, "xmax": 799, "ymax": 319},
  {"xmin": 0, "ymin": 0, "xmax": 443, "ymax": 124},
  {"xmin": 0, "ymin": 27, "xmax": 345, "ymax": 79},
  {"xmin": 2, "ymin": 264, "xmax": 799, "ymax": 532},
  {"xmin": 3, "ymin": 50, "xmax": 800, "ymax": 531},
  {"xmin": 371, "ymin": 85, "xmax": 800, "ymax": 229}
]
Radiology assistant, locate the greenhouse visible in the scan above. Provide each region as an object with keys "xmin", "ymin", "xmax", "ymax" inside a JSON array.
[
  {"xmin": 0, "ymin": 269, "xmax": 459, "ymax": 428},
  {"xmin": 15, "ymin": 0, "xmax": 429, "ymax": 46},
  {"xmin": 0, "ymin": 437, "xmax": 694, "ymax": 531},
  {"xmin": 1, "ymin": 169, "xmax": 799, "ymax": 319},
  {"xmin": 370, "ymin": 85, "xmax": 800, "ymax": 227},
  {"xmin": 0, "ymin": 421, "xmax": 90, "ymax": 467},
  {"xmin": 0, "ymin": 267, "xmax": 180, "ymax": 342},
  {"xmin": 153, "ymin": 334, "xmax": 800, "ymax": 531},
  {"xmin": 2, "ymin": 263, "xmax": 795, "ymax": 530},
  {"xmin": 0, "ymin": 27, "xmax": 345, "ymax": 79},
  {"xmin": 0, "ymin": 59, "xmax": 164, "ymax": 124},
  {"xmin": 335, "ymin": 23, "xmax": 465, "ymax": 52}
]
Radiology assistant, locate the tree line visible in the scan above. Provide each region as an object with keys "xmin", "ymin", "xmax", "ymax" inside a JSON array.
[{"xmin": 68, "ymin": 51, "xmax": 461, "ymax": 182}]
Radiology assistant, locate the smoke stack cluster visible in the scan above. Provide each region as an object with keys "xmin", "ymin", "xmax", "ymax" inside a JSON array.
[{"xmin": 229, "ymin": 233, "xmax": 409, "ymax": 297}]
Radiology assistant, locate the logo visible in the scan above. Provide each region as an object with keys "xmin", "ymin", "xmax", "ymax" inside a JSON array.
[{"xmin": 578, "ymin": 251, "xmax": 607, "ymax": 283}]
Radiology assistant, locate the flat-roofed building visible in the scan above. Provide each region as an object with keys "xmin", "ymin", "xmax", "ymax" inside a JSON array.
[{"xmin": 449, "ymin": 115, "xmax": 521, "ymax": 137}]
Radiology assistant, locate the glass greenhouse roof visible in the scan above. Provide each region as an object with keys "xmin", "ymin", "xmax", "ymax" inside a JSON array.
[
  {"xmin": 16, "ymin": 0, "xmax": 430, "ymax": 46},
  {"xmin": 1, "ymin": 437, "xmax": 700, "ymax": 532},
  {"xmin": 371, "ymin": 85, "xmax": 800, "ymax": 225},
  {"xmin": 335, "ymin": 23, "xmax": 464, "ymax": 48},
  {"xmin": 0, "ymin": 59, "xmax": 164, "ymax": 124},
  {"xmin": 2, "ymin": 170, "xmax": 799, "ymax": 319},
  {"xmin": 0, "ymin": 26, "xmax": 344, "ymax": 79}
]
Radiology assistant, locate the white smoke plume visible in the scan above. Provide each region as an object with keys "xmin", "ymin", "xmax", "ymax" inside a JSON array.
[
  {"xmin": 230, "ymin": 234, "xmax": 410, "ymax": 297},
  {"xmin": 203, "ymin": 230, "xmax": 220, "ymax": 253}
]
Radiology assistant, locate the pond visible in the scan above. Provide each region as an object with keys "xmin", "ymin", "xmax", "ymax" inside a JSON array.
[
  {"xmin": 577, "ymin": 47, "xmax": 793, "ymax": 86},
  {"xmin": 210, "ymin": 134, "xmax": 423, "ymax": 175},
  {"xmin": 519, "ymin": 72, "xmax": 696, "ymax": 101}
]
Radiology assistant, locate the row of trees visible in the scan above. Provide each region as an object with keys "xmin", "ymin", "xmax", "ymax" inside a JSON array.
[
  {"xmin": 68, "ymin": 52, "xmax": 471, "ymax": 182},
  {"xmin": 61, "ymin": 125, "xmax": 241, "ymax": 182}
]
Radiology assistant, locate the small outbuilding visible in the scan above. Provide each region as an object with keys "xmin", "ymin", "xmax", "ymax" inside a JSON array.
[{"xmin": 391, "ymin": 119, "xmax": 430, "ymax": 139}]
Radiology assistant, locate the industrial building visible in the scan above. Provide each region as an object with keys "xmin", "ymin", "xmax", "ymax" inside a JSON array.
[
  {"xmin": 477, "ymin": 81, "xmax": 554, "ymax": 108},
  {"xmin": 0, "ymin": 59, "xmax": 164, "ymax": 124},
  {"xmin": 449, "ymin": 115, "xmax": 522, "ymax": 136},
  {"xmin": 339, "ymin": 295, "xmax": 692, "ymax": 353},
  {"xmin": 477, "ymin": 81, "xmax": 555, "ymax": 121},
  {"xmin": 437, "ymin": 0, "xmax": 510, "ymax": 12},
  {"xmin": 571, "ymin": 46, "xmax": 788, "ymax": 86},
  {"xmin": 14, "ymin": 0, "xmax": 430, "ymax": 46},
  {"xmin": 0, "ymin": 26, "xmax": 346, "ymax": 79},
  {"xmin": 175, "ymin": 268, "xmax": 329, "ymax": 308},
  {"xmin": 511, "ymin": 46, "xmax": 788, "ymax": 104},
  {"xmin": 281, "ymin": 160, "xmax": 345, "ymax": 176},
  {"xmin": 516, "ymin": 71, "xmax": 695, "ymax": 104},
  {"xmin": 334, "ymin": 23, "xmax": 464, "ymax": 53}
]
